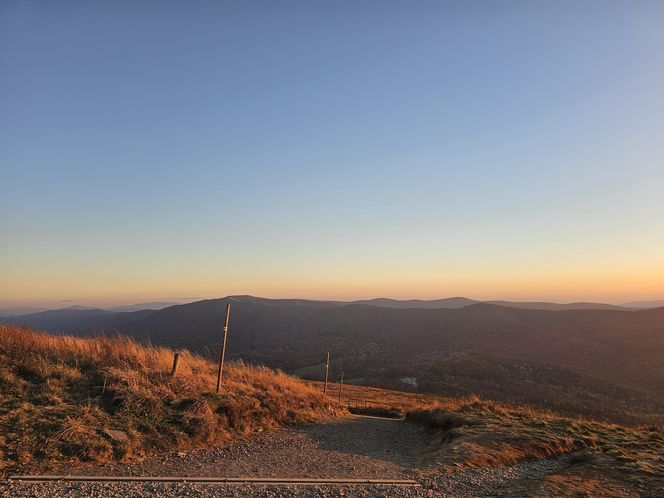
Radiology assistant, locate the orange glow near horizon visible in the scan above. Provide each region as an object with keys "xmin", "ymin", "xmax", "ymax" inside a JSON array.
[
  {"xmin": 3, "ymin": 263, "xmax": 664, "ymax": 307},
  {"xmin": 3, "ymin": 1, "xmax": 664, "ymax": 312}
]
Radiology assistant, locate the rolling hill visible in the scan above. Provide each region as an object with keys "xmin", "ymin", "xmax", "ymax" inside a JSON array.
[
  {"xmin": 0, "ymin": 324, "xmax": 339, "ymax": 471},
  {"xmin": 623, "ymin": 299, "xmax": 664, "ymax": 309},
  {"xmin": 4, "ymin": 295, "xmax": 663, "ymax": 425},
  {"xmin": 353, "ymin": 297, "xmax": 628, "ymax": 311},
  {"xmin": 3, "ymin": 326, "xmax": 661, "ymax": 497}
]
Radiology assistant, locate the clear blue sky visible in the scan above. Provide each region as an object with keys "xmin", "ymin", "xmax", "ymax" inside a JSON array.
[{"xmin": 2, "ymin": 1, "xmax": 664, "ymax": 306}]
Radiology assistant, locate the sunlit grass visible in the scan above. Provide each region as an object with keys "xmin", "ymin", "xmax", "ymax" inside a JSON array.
[{"xmin": 0, "ymin": 325, "xmax": 342, "ymax": 469}]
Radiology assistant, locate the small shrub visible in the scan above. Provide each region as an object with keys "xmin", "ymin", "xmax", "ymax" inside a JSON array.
[
  {"xmin": 348, "ymin": 406, "xmax": 403, "ymax": 418},
  {"xmin": 407, "ymin": 409, "xmax": 471, "ymax": 431}
]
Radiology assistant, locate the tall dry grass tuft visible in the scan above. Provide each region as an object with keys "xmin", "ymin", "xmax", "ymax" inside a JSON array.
[
  {"xmin": 406, "ymin": 396, "xmax": 582, "ymax": 468},
  {"xmin": 406, "ymin": 396, "xmax": 663, "ymax": 476},
  {"xmin": 0, "ymin": 325, "xmax": 342, "ymax": 469}
]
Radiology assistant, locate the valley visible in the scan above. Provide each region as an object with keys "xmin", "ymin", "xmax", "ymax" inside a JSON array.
[{"xmin": 5, "ymin": 296, "xmax": 664, "ymax": 426}]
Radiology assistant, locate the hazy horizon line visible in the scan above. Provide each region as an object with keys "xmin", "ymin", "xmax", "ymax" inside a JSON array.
[{"xmin": 2, "ymin": 293, "xmax": 663, "ymax": 310}]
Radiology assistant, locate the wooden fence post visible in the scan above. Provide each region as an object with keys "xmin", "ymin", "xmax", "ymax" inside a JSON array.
[
  {"xmin": 216, "ymin": 303, "xmax": 231, "ymax": 393},
  {"xmin": 323, "ymin": 351, "xmax": 330, "ymax": 395},
  {"xmin": 171, "ymin": 352, "xmax": 180, "ymax": 377},
  {"xmin": 338, "ymin": 370, "xmax": 344, "ymax": 403}
]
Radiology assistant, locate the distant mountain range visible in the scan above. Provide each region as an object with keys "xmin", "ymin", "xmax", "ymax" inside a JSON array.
[
  {"xmin": 106, "ymin": 301, "xmax": 189, "ymax": 312},
  {"xmin": 0, "ymin": 295, "xmax": 640, "ymax": 319},
  {"xmin": 352, "ymin": 297, "xmax": 629, "ymax": 311},
  {"xmin": 0, "ymin": 301, "xmax": 191, "ymax": 318},
  {"xmin": 622, "ymin": 299, "xmax": 664, "ymax": 309},
  {"xmin": 3, "ymin": 295, "xmax": 663, "ymax": 425},
  {"xmin": 0, "ymin": 306, "xmax": 48, "ymax": 317}
]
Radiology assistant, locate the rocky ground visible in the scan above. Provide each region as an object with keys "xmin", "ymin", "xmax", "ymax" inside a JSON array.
[{"xmin": 1, "ymin": 416, "xmax": 570, "ymax": 497}]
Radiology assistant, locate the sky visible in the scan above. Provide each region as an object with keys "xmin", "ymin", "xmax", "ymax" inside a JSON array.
[{"xmin": 2, "ymin": 0, "xmax": 664, "ymax": 307}]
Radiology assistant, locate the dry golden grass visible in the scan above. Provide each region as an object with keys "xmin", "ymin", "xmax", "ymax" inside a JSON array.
[
  {"xmin": 0, "ymin": 325, "xmax": 343, "ymax": 471},
  {"xmin": 409, "ymin": 399, "xmax": 663, "ymax": 485},
  {"xmin": 407, "ymin": 404, "xmax": 578, "ymax": 467},
  {"xmin": 2, "ymin": 325, "xmax": 662, "ymax": 494},
  {"xmin": 309, "ymin": 380, "xmax": 445, "ymax": 412},
  {"xmin": 313, "ymin": 381, "xmax": 663, "ymax": 495}
]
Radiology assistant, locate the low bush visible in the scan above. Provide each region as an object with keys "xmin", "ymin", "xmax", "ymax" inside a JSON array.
[{"xmin": 348, "ymin": 406, "xmax": 403, "ymax": 418}]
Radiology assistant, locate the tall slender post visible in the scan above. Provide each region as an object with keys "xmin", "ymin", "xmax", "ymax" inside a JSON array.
[
  {"xmin": 171, "ymin": 352, "xmax": 180, "ymax": 377},
  {"xmin": 216, "ymin": 303, "xmax": 231, "ymax": 393},
  {"xmin": 323, "ymin": 351, "xmax": 330, "ymax": 395},
  {"xmin": 338, "ymin": 370, "xmax": 344, "ymax": 403}
]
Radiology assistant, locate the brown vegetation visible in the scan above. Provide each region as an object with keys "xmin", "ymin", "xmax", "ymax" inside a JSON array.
[
  {"xmin": 327, "ymin": 382, "xmax": 663, "ymax": 496},
  {"xmin": 2, "ymin": 325, "xmax": 661, "ymax": 495},
  {"xmin": 0, "ymin": 325, "xmax": 342, "ymax": 472},
  {"xmin": 407, "ymin": 401, "xmax": 662, "ymax": 479},
  {"xmin": 9, "ymin": 298, "xmax": 664, "ymax": 426},
  {"xmin": 347, "ymin": 406, "xmax": 403, "ymax": 418}
]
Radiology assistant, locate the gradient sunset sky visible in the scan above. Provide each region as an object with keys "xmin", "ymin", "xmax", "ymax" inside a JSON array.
[{"xmin": 2, "ymin": 1, "xmax": 664, "ymax": 307}]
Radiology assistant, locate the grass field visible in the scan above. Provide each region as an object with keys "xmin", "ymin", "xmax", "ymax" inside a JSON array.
[
  {"xmin": 2, "ymin": 326, "xmax": 662, "ymax": 496},
  {"xmin": 311, "ymin": 380, "xmax": 664, "ymax": 496},
  {"xmin": 0, "ymin": 325, "xmax": 342, "ymax": 472}
]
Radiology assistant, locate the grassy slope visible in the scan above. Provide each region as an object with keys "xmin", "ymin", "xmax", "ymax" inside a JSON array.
[
  {"xmin": 314, "ymin": 382, "xmax": 664, "ymax": 496},
  {"xmin": 14, "ymin": 299, "xmax": 664, "ymax": 426},
  {"xmin": 0, "ymin": 325, "xmax": 342, "ymax": 472},
  {"xmin": 2, "ymin": 326, "xmax": 661, "ymax": 495}
]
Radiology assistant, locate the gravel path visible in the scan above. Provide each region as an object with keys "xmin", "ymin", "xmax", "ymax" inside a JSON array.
[{"xmin": 1, "ymin": 416, "xmax": 567, "ymax": 497}]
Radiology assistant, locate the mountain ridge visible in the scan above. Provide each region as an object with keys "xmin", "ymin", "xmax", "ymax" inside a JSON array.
[
  {"xmin": 0, "ymin": 294, "xmax": 634, "ymax": 319},
  {"xmin": 4, "ymin": 295, "xmax": 663, "ymax": 424}
]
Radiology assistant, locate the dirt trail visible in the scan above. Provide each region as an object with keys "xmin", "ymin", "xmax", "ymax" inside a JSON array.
[{"xmin": 1, "ymin": 415, "xmax": 566, "ymax": 497}]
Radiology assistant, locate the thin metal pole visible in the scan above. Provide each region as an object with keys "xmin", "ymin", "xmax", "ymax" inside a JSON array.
[
  {"xmin": 338, "ymin": 370, "xmax": 344, "ymax": 403},
  {"xmin": 323, "ymin": 351, "xmax": 330, "ymax": 395},
  {"xmin": 216, "ymin": 303, "xmax": 231, "ymax": 393}
]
